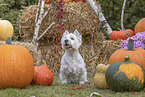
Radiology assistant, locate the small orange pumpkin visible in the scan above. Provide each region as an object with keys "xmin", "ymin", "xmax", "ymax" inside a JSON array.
[
  {"xmin": 110, "ymin": 29, "xmax": 134, "ymax": 40},
  {"xmin": 40, "ymin": 0, "xmax": 50, "ymax": 4},
  {"xmin": 108, "ymin": 37, "xmax": 145, "ymax": 70},
  {"xmin": 31, "ymin": 60, "xmax": 54, "ymax": 86},
  {"xmin": 134, "ymin": 18, "xmax": 145, "ymax": 34}
]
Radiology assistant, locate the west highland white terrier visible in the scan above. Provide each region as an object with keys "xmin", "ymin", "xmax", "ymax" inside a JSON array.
[{"xmin": 60, "ymin": 30, "xmax": 88, "ymax": 84}]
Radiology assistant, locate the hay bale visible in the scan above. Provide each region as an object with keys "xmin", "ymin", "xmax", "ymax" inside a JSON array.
[
  {"xmin": 0, "ymin": 41, "xmax": 41, "ymax": 66},
  {"xmin": 96, "ymin": 40, "xmax": 125, "ymax": 64},
  {"xmin": 19, "ymin": 1, "xmax": 105, "ymax": 46},
  {"xmin": 19, "ymin": 1, "xmax": 110, "ymax": 74},
  {"xmin": 40, "ymin": 44, "xmax": 101, "ymax": 73},
  {"xmin": 40, "ymin": 40, "xmax": 124, "ymax": 74}
]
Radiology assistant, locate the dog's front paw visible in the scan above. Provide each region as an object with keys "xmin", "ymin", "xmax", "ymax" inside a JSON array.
[
  {"xmin": 79, "ymin": 81, "xmax": 84, "ymax": 84},
  {"xmin": 62, "ymin": 80, "xmax": 67, "ymax": 84}
]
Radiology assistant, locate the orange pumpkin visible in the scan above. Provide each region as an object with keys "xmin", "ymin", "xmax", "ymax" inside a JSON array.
[
  {"xmin": 0, "ymin": 38, "xmax": 34, "ymax": 89},
  {"xmin": 108, "ymin": 37, "xmax": 145, "ymax": 70},
  {"xmin": 31, "ymin": 60, "xmax": 54, "ymax": 86},
  {"xmin": 40, "ymin": 0, "xmax": 51, "ymax": 4},
  {"xmin": 134, "ymin": 18, "xmax": 145, "ymax": 34},
  {"xmin": 110, "ymin": 29, "xmax": 134, "ymax": 40}
]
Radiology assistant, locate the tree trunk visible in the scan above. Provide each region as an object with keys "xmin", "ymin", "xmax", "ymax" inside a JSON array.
[
  {"xmin": 87, "ymin": 0, "xmax": 112, "ymax": 36},
  {"xmin": 121, "ymin": 0, "xmax": 127, "ymax": 30},
  {"xmin": 32, "ymin": 0, "xmax": 45, "ymax": 43}
]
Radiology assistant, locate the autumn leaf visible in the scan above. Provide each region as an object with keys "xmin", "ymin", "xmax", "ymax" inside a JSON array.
[
  {"xmin": 131, "ymin": 92, "xmax": 136, "ymax": 95},
  {"xmin": 69, "ymin": 93, "xmax": 73, "ymax": 95}
]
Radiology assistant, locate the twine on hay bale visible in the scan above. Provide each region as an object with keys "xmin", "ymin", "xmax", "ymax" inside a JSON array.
[{"xmin": 19, "ymin": 1, "xmax": 105, "ymax": 46}]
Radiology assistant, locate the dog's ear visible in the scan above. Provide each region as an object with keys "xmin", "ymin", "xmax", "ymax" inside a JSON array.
[
  {"xmin": 63, "ymin": 30, "xmax": 69, "ymax": 36},
  {"xmin": 74, "ymin": 29, "xmax": 82, "ymax": 43},
  {"xmin": 74, "ymin": 29, "xmax": 81, "ymax": 37}
]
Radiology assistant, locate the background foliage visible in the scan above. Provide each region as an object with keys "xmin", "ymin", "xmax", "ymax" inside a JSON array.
[
  {"xmin": 0, "ymin": 0, "xmax": 37, "ymax": 41},
  {"xmin": 0, "ymin": 0, "xmax": 145, "ymax": 40},
  {"xmin": 98, "ymin": 0, "xmax": 145, "ymax": 31}
]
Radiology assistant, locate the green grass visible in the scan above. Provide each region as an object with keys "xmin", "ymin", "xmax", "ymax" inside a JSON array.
[{"xmin": 0, "ymin": 74, "xmax": 145, "ymax": 97}]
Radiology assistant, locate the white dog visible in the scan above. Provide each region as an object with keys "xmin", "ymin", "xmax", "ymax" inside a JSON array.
[{"xmin": 60, "ymin": 30, "xmax": 88, "ymax": 84}]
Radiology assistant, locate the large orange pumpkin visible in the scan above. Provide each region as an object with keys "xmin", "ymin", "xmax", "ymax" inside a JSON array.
[
  {"xmin": 0, "ymin": 20, "xmax": 14, "ymax": 41},
  {"xmin": 31, "ymin": 60, "xmax": 54, "ymax": 86},
  {"xmin": 110, "ymin": 29, "xmax": 134, "ymax": 40},
  {"xmin": 0, "ymin": 38, "xmax": 34, "ymax": 89},
  {"xmin": 108, "ymin": 37, "xmax": 145, "ymax": 70},
  {"xmin": 134, "ymin": 18, "xmax": 145, "ymax": 34}
]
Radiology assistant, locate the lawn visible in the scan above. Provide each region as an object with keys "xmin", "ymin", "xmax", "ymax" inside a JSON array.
[{"xmin": 0, "ymin": 73, "xmax": 145, "ymax": 97}]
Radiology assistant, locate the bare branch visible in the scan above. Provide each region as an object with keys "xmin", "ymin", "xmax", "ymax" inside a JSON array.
[
  {"xmin": 43, "ymin": 8, "xmax": 51, "ymax": 19},
  {"xmin": 37, "ymin": 22, "xmax": 55, "ymax": 41}
]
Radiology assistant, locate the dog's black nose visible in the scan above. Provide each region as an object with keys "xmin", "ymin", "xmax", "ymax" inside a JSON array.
[{"xmin": 65, "ymin": 40, "xmax": 68, "ymax": 43}]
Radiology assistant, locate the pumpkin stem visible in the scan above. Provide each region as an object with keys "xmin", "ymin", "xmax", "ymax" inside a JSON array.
[
  {"xmin": 123, "ymin": 56, "xmax": 130, "ymax": 63},
  {"xmin": 5, "ymin": 37, "xmax": 12, "ymax": 45},
  {"xmin": 127, "ymin": 37, "xmax": 135, "ymax": 51},
  {"xmin": 125, "ymin": 31, "xmax": 130, "ymax": 37}
]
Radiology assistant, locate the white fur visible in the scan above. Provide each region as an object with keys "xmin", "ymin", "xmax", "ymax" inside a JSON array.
[{"xmin": 60, "ymin": 30, "xmax": 88, "ymax": 84}]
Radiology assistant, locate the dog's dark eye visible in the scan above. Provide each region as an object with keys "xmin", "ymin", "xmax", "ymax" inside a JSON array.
[{"xmin": 71, "ymin": 37, "xmax": 74, "ymax": 40}]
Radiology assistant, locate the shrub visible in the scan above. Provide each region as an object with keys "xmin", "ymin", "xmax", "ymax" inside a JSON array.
[
  {"xmin": 0, "ymin": 0, "xmax": 37, "ymax": 41},
  {"xmin": 98, "ymin": 0, "xmax": 145, "ymax": 31}
]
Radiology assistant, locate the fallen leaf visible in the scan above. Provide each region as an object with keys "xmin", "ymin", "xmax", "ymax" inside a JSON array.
[
  {"xmin": 131, "ymin": 92, "xmax": 136, "ymax": 95},
  {"xmin": 71, "ymin": 86, "xmax": 86, "ymax": 89},
  {"xmin": 69, "ymin": 93, "xmax": 73, "ymax": 95}
]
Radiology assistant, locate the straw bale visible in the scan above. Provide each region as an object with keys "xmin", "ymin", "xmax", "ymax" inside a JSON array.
[
  {"xmin": 40, "ymin": 44, "xmax": 101, "ymax": 74},
  {"xmin": 40, "ymin": 40, "xmax": 124, "ymax": 74},
  {"xmin": 18, "ymin": 1, "xmax": 121, "ymax": 75},
  {"xmin": 19, "ymin": 1, "xmax": 105, "ymax": 46},
  {"xmin": 96, "ymin": 40, "xmax": 125, "ymax": 64},
  {"xmin": 0, "ymin": 41, "xmax": 41, "ymax": 66}
]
